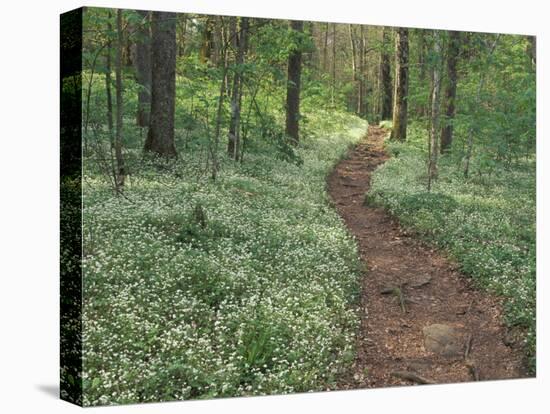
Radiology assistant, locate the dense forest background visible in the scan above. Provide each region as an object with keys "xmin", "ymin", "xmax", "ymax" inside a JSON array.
[{"xmin": 68, "ymin": 7, "xmax": 535, "ymax": 405}]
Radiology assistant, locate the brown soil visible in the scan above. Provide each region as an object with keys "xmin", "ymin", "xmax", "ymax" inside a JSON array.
[{"xmin": 328, "ymin": 125, "xmax": 529, "ymax": 389}]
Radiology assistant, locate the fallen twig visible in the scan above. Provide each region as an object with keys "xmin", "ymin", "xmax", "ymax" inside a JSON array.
[
  {"xmin": 464, "ymin": 334, "xmax": 473, "ymax": 360},
  {"xmin": 380, "ymin": 286, "xmax": 407, "ymax": 313},
  {"xmin": 390, "ymin": 370, "xmax": 434, "ymax": 385},
  {"xmin": 395, "ymin": 287, "xmax": 407, "ymax": 313}
]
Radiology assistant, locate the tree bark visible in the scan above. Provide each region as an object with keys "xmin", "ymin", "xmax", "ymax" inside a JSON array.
[
  {"xmin": 440, "ymin": 31, "xmax": 461, "ymax": 153},
  {"xmin": 105, "ymin": 12, "xmax": 113, "ymax": 136},
  {"xmin": 527, "ymin": 35, "xmax": 536, "ymax": 66},
  {"xmin": 358, "ymin": 25, "xmax": 367, "ymax": 117},
  {"xmin": 134, "ymin": 10, "xmax": 151, "ymax": 128},
  {"xmin": 285, "ymin": 20, "xmax": 304, "ymax": 145},
  {"xmin": 114, "ymin": 10, "xmax": 126, "ymax": 191},
  {"xmin": 331, "ymin": 23, "xmax": 337, "ymax": 106},
  {"xmin": 323, "ymin": 23, "xmax": 329, "ymax": 72},
  {"xmin": 212, "ymin": 16, "xmax": 224, "ymax": 66},
  {"xmin": 390, "ymin": 28, "xmax": 409, "ymax": 141},
  {"xmin": 349, "ymin": 24, "xmax": 367, "ymax": 116},
  {"xmin": 349, "ymin": 25, "xmax": 357, "ymax": 81},
  {"xmin": 428, "ymin": 31, "xmax": 442, "ymax": 191},
  {"xmin": 227, "ymin": 17, "xmax": 249, "ymax": 159},
  {"xmin": 379, "ymin": 27, "xmax": 393, "ymax": 120},
  {"xmin": 144, "ymin": 11, "xmax": 178, "ymax": 158},
  {"xmin": 212, "ymin": 18, "xmax": 228, "ymax": 180},
  {"xmin": 416, "ymin": 29, "xmax": 428, "ymax": 117}
]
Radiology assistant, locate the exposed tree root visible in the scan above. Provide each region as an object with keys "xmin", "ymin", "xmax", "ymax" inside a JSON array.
[{"xmin": 390, "ymin": 371, "xmax": 434, "ymax": 385}]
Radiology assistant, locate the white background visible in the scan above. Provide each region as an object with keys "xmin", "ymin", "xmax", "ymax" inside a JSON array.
[{"xmin": 0, "ymin": 0, "xmax": 547, "ymax": 412}]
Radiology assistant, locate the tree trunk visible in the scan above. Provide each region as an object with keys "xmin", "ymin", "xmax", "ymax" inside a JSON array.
[
  {"xmin": 114, "ymin": 10, "xmax": 126, "ymax": 191},
  {"xmin": 124, "ymin": 17, "xmax": 134, "ymax": 68},
  {"xmin": 285, "ymin": 20, "xmax": 304, "ymax": 145},
  {"xmin": 349, "ymin": 25, "xmax": 357, "ymax": 81},
  {"xmin": 222, "ymin": 22, "xmax": 231, "ymax": 96},
  {"xmin": 379, "ymin": 27, "xmax": 393, "ymax": 120},
  {"xmin": 200, "ymin": 17, "xmax": 214, "ymax": 64},
  {"xmin": 440, "ymin": 31, "xmax": 461, "ymax": 153},
  {"xmin": 527, "ymin": 35, "xmax": 536, "ymax": 66},
  {"xmin": 227, "ymin": 17, "xmax": 249, "ymax": 159},
  {"xmin": 135, "ymin": 10, "xmax": 151, "ymax": 128},
  {"xmin": 212, "ymin": 17, "xmax": 228, "ymax": 180},
  {"xmin": 323, "ymin": 23, "xmax": 329, "ymax": 72},
  {"xmin": 428, "ymin": 31, "xmax": 442, "ymax": 191},
  {"xmin": 331, "ymin": 23, "xmax": 337, "ymax": 106},
  {"xmin": 390, "ymin": 28, "xmax": 409, "ymax": 141},
  {"xmin": 348, "ymin": 24, "xmax": 364, "ymax": 116},
  {"xmin": 212, "ymin": 16, "xmax": 223, "ymax": 66},
  {"xmin": 416, "ymin": 29, "xmax": 427, "ymax": 117},
  {"xmin": 105, "ymin": 12, "xmax": 113, "ymax": 136},
  {"xmin": 177, "ymin": 15, "xmax": 188, "ymax": 57},
  {"xmin": 358, "ymin": 25, "xmax": 367, "ymax": 117},
  {"xmin": 144, "ymin": 11, "xmax": 178, "ymax": 158},
  {"xmin": 227, "ymin": 17, "xmax": 239, "ymax": 157}
]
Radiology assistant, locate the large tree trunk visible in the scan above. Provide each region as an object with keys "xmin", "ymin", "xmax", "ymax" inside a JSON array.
[
  {"xmin": 135, "ymin": 10, "xmax": 151, "ymax": 128},
  {"xmin": 227, "ymin": 17, "xmax": 249, "ymax": 159},
  {"xmin": 440, "ymin": 31, "xmax": 461, "ymax": 153},
  {"xmin": 285, "ymin": 20, "xmax": 304, "ymax": 145},
  {"xmin": 390, "ymin": 28, "xmax": 409, "ymax": 141},
  {"xmin": 379, "ymin": 27, "xmax": 393, "ymax": 120},
  {"xmin": 144, "ymin": 11, "xmax": 178, "ymax": 158},
  {"xmin": 114, "ymin": 10, "xmax": 126, "ymax": 191},
  {"xmin": 428, "ymin": 31, "xmax": 442, "ymax": 191}
]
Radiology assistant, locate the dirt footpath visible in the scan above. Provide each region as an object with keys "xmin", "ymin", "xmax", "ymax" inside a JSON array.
[{"xmin": 328, "ymin": 125, "xmax": 528, "ymax": 388}]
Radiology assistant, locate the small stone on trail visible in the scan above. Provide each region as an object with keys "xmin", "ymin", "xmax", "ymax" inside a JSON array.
[{"xmin": 423, "ymin": 324, "xmax": 463, "ymax": 357}]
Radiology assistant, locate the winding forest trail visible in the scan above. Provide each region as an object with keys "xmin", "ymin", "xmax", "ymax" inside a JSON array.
[{"xmin": 328, "ymin": 125, "xmax": 528, "ymax": 389}]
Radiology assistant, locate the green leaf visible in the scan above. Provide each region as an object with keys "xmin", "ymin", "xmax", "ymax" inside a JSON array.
[{"xmin": 92, "ymin": 377, "xmax": 101, "ymax": 389}]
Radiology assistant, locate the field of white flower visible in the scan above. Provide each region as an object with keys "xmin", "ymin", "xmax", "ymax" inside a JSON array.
[
  {"xmin": 367, "ymin": 124, "xmax": 536, "ymax": 370},
  {"xmin": 81, "ymin": 111, "xmax": 367, "ymax": 405}
]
